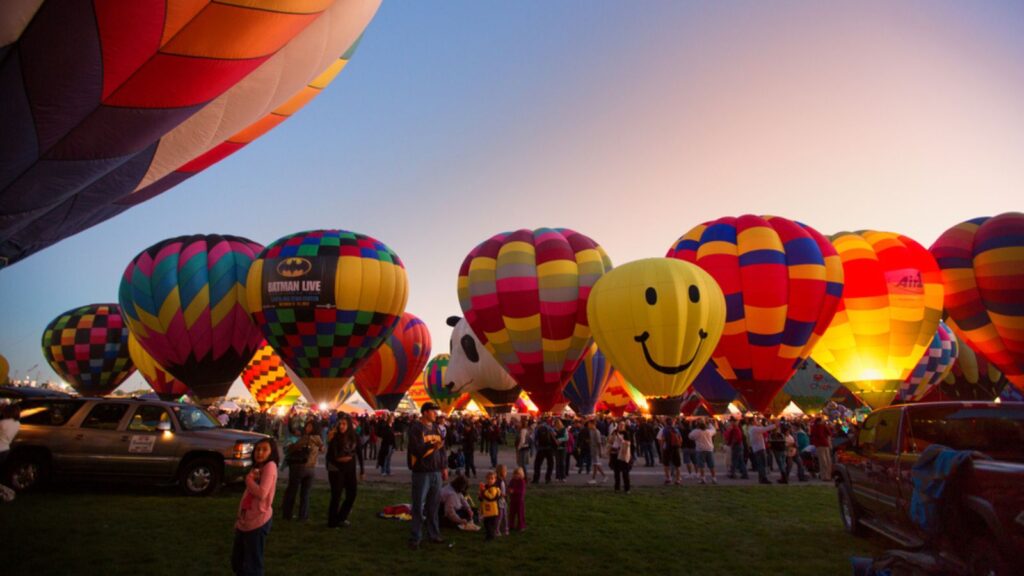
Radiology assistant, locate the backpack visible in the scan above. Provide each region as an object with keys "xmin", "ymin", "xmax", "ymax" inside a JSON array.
[
  {"xmin": 538, "ymin": 426, "xmax": 556, "ymax": 449},
  {"xmin": 669, "ymin": 427, "xmax": 683, "ymax": 448}
]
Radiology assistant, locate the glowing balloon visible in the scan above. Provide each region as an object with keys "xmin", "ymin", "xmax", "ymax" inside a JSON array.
[
  {"xmin": 41, "ymin": 304, "xmax": 135, "ymax": 396},
  {"xmin": 353, "ymin": 312, "xmax": 431, "ymax": 411},
  {"xmin": 668, "ymin": 215, "xmax": 844, "ymax": 413},
  {"xmin": 120, "ymin": 234, "xmax": 264, "ymax": 404},
  {"xmin": 514, "ymin": 391, "xmax": 539, "ymax": 415},
  {"xmin": 407, "ymin": 374, "xmax": 431, "ymax": 410},
  {"xmin": 690, "ymin": 362, "xmax": 738, "ymax": 415},
  {"xmin": 931, "ymin": 213, "xmax": 1024, "ymax": 393},
  {"xmin": 457, "ymin": 228, "xmax": 612, "ymax": 412},
  {"xmin": 595, "ymin": 370, "xmax": 647, "ymax": 417},
  {"xmin": 241, "ymin": 344, "xmax": 302, "ymax": 411},
  {"xmin": 562, "ymin": 344, "xmax": 613, "ymax": 416},
  {"xmin": 423, "ymin": 354, "xmax": 470, "ymax": 416},
  {"xmin": 781, "ymin": 359, "xmax": 842, "ymax": 415},
  {"xmin": 897, "ymin": 321, "xmax": 958, "ymax": 402},
  {"xmin": 128, "ymin": 333, "xmax": 190, "ymax": 401},
  {"xmin": 587, "ymin": 258, "xmax": 725, "ymax": 415},
  {"xmin": 445, "ymin": 317, "xmax": 521, "ymax": 413},
  {"xmin": 810, "ymin": 231, "xmax": 944, "ymax": 409}
]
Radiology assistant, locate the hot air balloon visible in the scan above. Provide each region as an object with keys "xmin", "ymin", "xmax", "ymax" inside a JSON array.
[
  {"xmin": 0, "ymin": 353, "xmax": 8, "ymax": 385},
  {"xmin": 407, "ymin": 374, "xmax": 432, "ymax": 411},
  {"xmin": 353, "ymin": 313, "xmax": 432, "ymax": 412},
  {"xmin": 457, "ymin": 228, "xmax": 612, "ymax": 412},
  {"xmin": 41, "ymin": 304, "xmax": 135, "ymax": 396},
  {"xmin": 128, "ymin": 333, "xmax": 190, "ymax": 401},
  {"xmin": 690, "ymin": 362, "xmax": 738, "ymax": 415},
  {"xmin": 241, "ymin": 344, "xmax": 303, "ymax": 412},
  {"xmin": 897, "ymin": 321, "xmax": 958, "ymax": 402},
  {"xmin": 244, "ymin": 230, "xmax": 408, "ymax": 405},
  {"xmin": 562, "ymin": 344, "xmax": 613, "ymax": 416},
  {"xmin": 595, "ymin": 370, "xmax": 647, "ymax": 417},
  {"xmin": 921, "ymin": 337, "xmax": 1008, "ymax": 402},
  {"xmin": 514, "ymin": 391, "xmax": 540, "ymax": 415},
  {"xmin": 667, "ymin": 215, "xmax": 844, "ymax": 414},
  {"xmin": 681, "ymin": 388, "xmax": 715, "ymax": 417},
  {"xmin": 0, "ymin": 1, "xmax": 382, "ymax": 268},
  {"xmin": 445, "ymin": 317, "xmax": 521, "ymax": 413},
  {"xmin": 423, "ymin": 354, "xmax": 471, "ymax": 416},
  {"xmin": 810, "ymin": 231, "xmax": 944, "ymax": 409},
  {"xmin": 931, "ymin": 213, "xmax": 1024, "ymax": 393},
  {"xmin": 781, "ymin": 359, "xmax": 842, "ymax": 415},
  {"xmin": 588, "ymin": 258, "xmax": 725, "ymax": 415},
  {"xmin": 120, "ymin": 234, "xmax": 265, "ymax": 405}
]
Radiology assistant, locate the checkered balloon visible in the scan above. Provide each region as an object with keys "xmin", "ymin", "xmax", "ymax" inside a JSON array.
[{"xmin": 41, "ymin": 303, "xmax": 136, "ymax": 396}]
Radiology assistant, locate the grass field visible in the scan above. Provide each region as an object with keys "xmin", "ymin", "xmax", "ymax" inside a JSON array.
[{"xmin": 4, "ymin": 481, "xmax": 881, "ymax": 575}]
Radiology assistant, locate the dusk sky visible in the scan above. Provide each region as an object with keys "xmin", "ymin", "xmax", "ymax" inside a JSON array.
[{"xmin": 2, "ymin": 0, "xmax": 1021, "ymax": 397}]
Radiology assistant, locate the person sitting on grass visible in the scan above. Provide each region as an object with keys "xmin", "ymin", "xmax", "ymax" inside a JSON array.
[
  {"xmin": 439, "ymin": 474, "xmax": 478, "ymax": 530},
  {"xmin": 232, "ymin": 438, "xmax": 278, "ymax": 576},
  {"xmin": 479, "ymin": 471, "xmax": 502, "ymax": 541}
]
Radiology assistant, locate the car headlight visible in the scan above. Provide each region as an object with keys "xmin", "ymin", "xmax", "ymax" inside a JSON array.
[{"xmin": 233, "ymin": 442, "xmax": 254, "ymax": 459}]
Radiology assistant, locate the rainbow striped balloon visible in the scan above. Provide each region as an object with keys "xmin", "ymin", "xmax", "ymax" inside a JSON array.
[
  {"xmin": 241, "ymin": 343, "xmax": 302, "ymax": 411},
  {"xmin": 120, "ymin": 234, "xmax": 265, "ymax": 404},
  {"xmin": 930, "ymin": 213, "xmax": 1024, "ymax": 393},
  {"xmin": 128, "ymin": 333, "xmax": 190, "ymax": 401},
  {"xmin": 562, "ymin": 343, "xmax": 613, "ymax": 416},
  {"xmin": 354, "ymin": 313, "xmax": 432, "ymax": 411},
  {"xmin": 423, "ymin": 354, "xmax": 470, "ymax": 416},
  {"xmin": 898, "ymin": 321, "xmax": 958, "ymax": 402},
  {"xmin": 458, "ymin": 228, "xmax": 612, "ymax": 412},
  {"xmin": 42, "ymin": 304, "xmax": 135, "ymax": 396},
  {"xmin": 810, "ymin": 231, "xmax": 944, "ymax": 409},
  {"xmin": 668, "ymin": 215, "xmax": 844, "ymax": 414}
]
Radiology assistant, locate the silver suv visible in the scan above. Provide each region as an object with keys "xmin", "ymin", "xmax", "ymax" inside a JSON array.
[{"xmin": 5, "ymin": 397, "xmax": 266, "ymax": 496}]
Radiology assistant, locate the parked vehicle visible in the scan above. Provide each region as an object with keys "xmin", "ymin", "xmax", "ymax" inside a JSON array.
[
  {"xmin": 4, "ymin": 397, "xmax": 266, "ymax": 496},
  {"xmin": 833, "ymin": 401, "xmax": 1024, "ymax": 576}
]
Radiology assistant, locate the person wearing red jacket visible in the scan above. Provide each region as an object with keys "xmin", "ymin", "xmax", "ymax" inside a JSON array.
[
  {"xmin": 810, "ymin": 417, "xmax": 833, "ymax": 481},
  {"xmin": 725, "ymin": 418, "xmax": 748, "ymax": 480}
]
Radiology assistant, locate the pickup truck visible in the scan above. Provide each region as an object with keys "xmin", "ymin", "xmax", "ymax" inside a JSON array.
[
  {"xmin": 5, "ymin": 397, "xmax": 267, "ymax": 496},
  {"xmin": 833, "ymin": 401, "xmax": 1024, "ymax": 576}
]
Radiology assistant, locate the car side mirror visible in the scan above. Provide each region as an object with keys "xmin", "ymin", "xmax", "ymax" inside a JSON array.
[{"xmin": 157, "ymin": 421, "xmax": 171, "ymax": 432}]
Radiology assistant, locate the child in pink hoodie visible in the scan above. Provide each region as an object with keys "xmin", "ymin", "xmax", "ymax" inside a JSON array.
[{"xmin": 233, "ymin": 438, "xmax": 279, "ymax": 576}]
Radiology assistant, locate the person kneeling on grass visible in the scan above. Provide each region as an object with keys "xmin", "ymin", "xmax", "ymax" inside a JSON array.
[
  {"xmin": 440, "ymin": 475, "xmax": 479, "ymax": 531},
  {"xmin": 233, "ymin": 438, "xmax": 279, "ymax": 576},
  {"xmin": 479, "ymin": 471, "xmax": 502, "ymax": 541}
]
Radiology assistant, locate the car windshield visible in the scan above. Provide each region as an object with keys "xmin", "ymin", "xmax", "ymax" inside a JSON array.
[
  {"xmin": 172, "ymin": 405, "xmax": 221, "ymax": 431},
  {"xmin": 906, "ymin": 405, "xmax": 1024, "ymax": 462}
]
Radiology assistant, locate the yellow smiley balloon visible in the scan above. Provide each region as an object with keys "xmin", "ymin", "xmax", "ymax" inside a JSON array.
[{"xmin": 588, "ymin": 258, "xmax": 726, "ymax": 414}]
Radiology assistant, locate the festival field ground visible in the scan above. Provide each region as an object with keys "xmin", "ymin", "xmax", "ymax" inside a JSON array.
[{"xmin": 4, "ymin": 481, "xmax": 881, "ymax": 575}]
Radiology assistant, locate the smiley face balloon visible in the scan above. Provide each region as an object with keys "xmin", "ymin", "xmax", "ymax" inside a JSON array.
[{"xmin": 588, "ymin": 258, "xmax": 725, "ymax": 414}]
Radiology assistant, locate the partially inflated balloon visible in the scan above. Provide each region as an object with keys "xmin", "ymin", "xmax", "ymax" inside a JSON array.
[
  {"xmin": 588, "ymin": 258, "xmax": 725, "ymax": 415},
  {"xmin": 514, "ymin": 391, "xmax": 539, "ymax": 415},
  {"xmin": 595, "ymin": 370, "xmax": 647, "ymax": 416},
  {"xmin": 924, "ymin": 337, "xmax": 1008, "ymax": 401},
  {"xmin": 690, "ymin": 362, "xmax": 738, "ymax": 415},
  {"xmin": 241, "ymin": 344, "xmax": 302, "ymax": 411},
  {"xmin": 458, "ymin": 228, "xmax": 612, "ymax": 412},
  {"xmin": 931, "ymin": 213, "xmax": 1024, "ymax": 393},
  {"xmin": 810, "ymin": 231, "xmax": 943, "ymax": 409},
  {"xmin": 782, "ymin": 359, "xmax": 842, "ymax": 415},
  {"xmin": 898, "ymin": 321, "xmax": 958, "ymax": 402},
  {"xmin": 244, "ymin": 230, "xmax": 408, "ymax": 405},
  {"xmin": 354, "ymin": 313, "xmax": 431, "ymax": 411},
  {"xmin": 445, "ymin": 317, "xmax": 521, "ymax": 413},
  {"xmin": 120, "ymin": 234, "xmax": 264, "ymax": 404},
  {"xmin": 423, "ymin": 354, "xmax": 470, "ymax": 416},
  {"xmin": 128, "ymin": 333, "xmax": 190, "ymax": 401},
  {"xmin": 42, "ymin": 304, "xmax": 135, "ymax": 396},
  {"xmin": 562, "ymin": 344, "xmax": 613, "ymax": 416},
  {"xmin": 668, "ymin": 215, "xmax": 844, "ymax": 413}
]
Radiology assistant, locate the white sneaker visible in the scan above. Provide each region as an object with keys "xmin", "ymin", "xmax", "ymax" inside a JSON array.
[
  {"xmin": 588, "ymin": 479, "xmax": 597, "ymax": 485},
  {"xmin": 711, "ymin": 477, "xmax": 718, "ymax": 485}
]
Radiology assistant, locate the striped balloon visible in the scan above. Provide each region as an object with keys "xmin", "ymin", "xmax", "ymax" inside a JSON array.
[
  {"xmin": 595, "ymin": 370, "xmax": 647, "ymax": 417},
  {"xmin": 241, "ymin": 343, "xmax": 302, "ymax": 412},
  {"xmin": 407, "ymin": 374, "xmax": 431, "ymax": 410},
  {"xmin": 690, "ymin": 363, "xmax": 738, "ymax": 415},
  {"xmin": 930, "ymin": 213, "xmax": 1024, "ymax": 393},
  {"xmin": 458, "ymin": 228, "xmax": 612, "ymax": 412},
  {"xmin": 810, "ymin": 231, "xmax": 944, "ymax": 409},
  {"xmin": 120, "ymin": 234, "xmax": 265, "ymax": 404},
  {"xmin": 782, "ymin": 359, "xmax": 842, "ymax": 415},
  {"xmin": 354, "ymin": 313, "xmax": 432, "ymax": 411},
  {"xmin": 681, "ymin": 388, "xmax": 714, "ymax": 417},
  {"xmin": 514, "ymin": 391, "xmax": 539, "ymax": 415},
  {"xmin": 562, "ymin": 344, "xmax": 613, "ymax": 416},
  {"xmin": 244, "ymin": 230, "xmax": 408, "ymax": 405},
  {"xmin": 898, "ymin": 321, "xmax": 958, "ymax": 402},
  {"xmin": 128, "ymin": 333, "xmax": 190, "ymax": 401},
  {"xmin": 668, "ymin": 215, "xmax": 844, "ymax": 413},
  {"xmin": 424, "ymin": 354, "xmax": 470, "ymax": 416},
  {"xmin": 42, "ymin": 304, "xmax": 135, "ymax": 396}
]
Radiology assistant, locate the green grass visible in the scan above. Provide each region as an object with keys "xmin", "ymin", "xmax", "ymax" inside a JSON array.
[{"xmin": 4, "ymin": 481, "xmax": 880, "ymax": 575}]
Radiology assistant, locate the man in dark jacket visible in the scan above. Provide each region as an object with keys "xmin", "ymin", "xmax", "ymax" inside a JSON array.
[{"xmin": 408, "ymin": 402, "xmax": 447, "ymax": 549}]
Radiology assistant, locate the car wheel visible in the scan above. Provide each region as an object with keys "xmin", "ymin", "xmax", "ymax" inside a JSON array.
[
  {"xmin": 967, "ymin": 536, "xmax": 1009, "ymax": 576},
  {"xmin": 837, "ymin": 482, "xmax": 864, "ymax": 536},
  {"xmin": 179, "ymin": 457, "xmax": 222, "ymax": 497},
  {"xmin": 7, "ymin": 453, "xmax": 48, "ymax": 491}
]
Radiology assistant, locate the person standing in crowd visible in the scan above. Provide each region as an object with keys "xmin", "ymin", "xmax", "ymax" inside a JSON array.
[
  {"xmin": 377, "ymin": 415, "xmax": 396, "ymax": 476},
  {"xmin": 487, "ymin": 419, "xmax": 502, "ymax": 468},
  {"xmin": 810, "ymin": 417, "xmax": 833, "ymax": 481},
  {"xmin": 495, "ymin": 464, "xmax": 509, "ymax": 536},
  {"xmin": 282, "ymin": 420, "xmax": 324, "ymax": 522},
  {"xmin": 576, "ymin": 419, "xmax": 592, "ymax": 476},
  {"xmin": 784, "ymin": 423, "xmax": 809, "ymax": 482},
  {"xmin": 587, "ymin": 419, "xmax": 607, "ymax": 484},
  {"xmin": 462, "ymin": 416, "xmax": 478, "ymax": 479},
  {"xmin": 638, "ymin": 418, "xmax": 657, "ymax": 467},
  {"xmin": 768, "ymin": 422, "xmax": 789, "ymax": 483},
  {"xmin": 532, "ymin": 418, "xmax": 556, "ymax": 484},
  {"xmin": 608, "ymin": 423, "xmax": 632, "ymax": 494},
  {"xmin": 0, "ymin": 405, "xmax": 21, "ymax": 500},
  {"xmin": 507, "ymin": 466, "xmax": 527, "ymax": 531},
  {"xmin": 553, "ymin": 419, "xmax": 568, "ymax": 482},
  {"xmin": 747, "ymin": 417, "xmax": 776, "ymax": 485},
  {"xmin": 689, "ymin": 418, "xmax": 717, "ymax": 484},
  {"xmin": 515, "ymin": 419, "xmax": 532, "ymax": 470},
  {"xmin": 408, "ymin": 402, "xmax": 447, "ymax": 550},
  {"xmin": 479, "ymin": 471, "xmax": 502, "ymax": 541},
  {"xmin": 232, "ymin": 438, "xmax": 278, "ymax": 576},
  {"xmin": 326, "ymin": 416, "xmax": 362, "ymax": 529},
  {"xmin": 658, "ymin": 417, "xmax": 683, "ymax": 485},
  {"xmin": 725, "ymin": 417, "xmax": 748, "ymax": 480}
]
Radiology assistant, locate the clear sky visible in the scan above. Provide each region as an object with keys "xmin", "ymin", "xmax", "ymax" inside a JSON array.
[{"xmin": 1, "ymin": 0, "xmax": 1022, "ymax": 397}]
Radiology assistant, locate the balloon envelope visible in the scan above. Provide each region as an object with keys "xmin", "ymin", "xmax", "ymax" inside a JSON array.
[
  {"xmin": 595, "ymin": 370, "xmax": 647, "ymax": 417},
  {"xmin": 241, "ymin": 343, "xmax": 302, "ymax": 411},
  {"xmin": 120, "ymin": 234, "xmax": 265, "ymax": 404},
  {"xmin": 128, "ymin": 333, "xmax": 190, "ymax": 401},
  {"xmin": 445, "ymin": 317, "xmax": 520, "ymax": 413},
  {"xmin": 781, "ymin": 359, "xmax": 842, "ymax": 415},
  {"xmin": 562, "ymin": 344, "xmax": 613, "ymax": 416},
  {"xmin": 42, "ymin": 303, "xmax": 135, "ymax": 396},
  {"xmin": 354, "ymin": 312, "xmax": 432, "ymax": 412},
  {"xmin": 423, "ymin": 354, "xmax": 470, "ymax": 416},
  {"xmin": 898, "ymin": 321, "xmax": 958, "ymax": 402},
  {"xmin": 668, "ymin": 215, "xmax": 844, "ymax": 413},
  {"xmin": 457, "ymin": 228, "xmax": 612, "ymax": 412},
  {"xmin": 407, "ymin": 374, "xmax": 431, "ymax": 410},
  {"xmin": 690, "ymin": 363, "xmax": 738, "ymax": 415}
]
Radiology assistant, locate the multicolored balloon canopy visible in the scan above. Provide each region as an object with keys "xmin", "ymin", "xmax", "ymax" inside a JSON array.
[
  {"xmin": 667, "ymin": 215, "xmax": 844, "ymax": 414},
  {"xmin": 781, "ymin": 359, "xmax": 842, "ymax": 415},
  {"xmin": 128, "ymin": 333, "xmax": 190, "ymax": 401},
  {"xmin": 457, "ymin": 228, "xmax": 612, "ymax": 412},
  {"xmin": 445, "ymin": 316, "xmax": 521, "ymax": 413},
  {"xmin": 245, "ymin": 230, "xmax": 409, "ymax": 405},
  {"xmin": 562, "ymin": 344, "xmax": 613, "ymax": 416},
  {"xmin": 690, "ymin": 362, "xmax": 738, "ymax": 415},
  {"xmin": 353, "ymin": 312, "xmax": 432, "ymax": 412},
  {"xmin": 241, "ymin": 343, "xmax": 303, "ymax": 411},
  {"xmin": 588, "ymin": 258, "xmax": 725, "ymax": 416},
  {"xmin": 120, "ymin": 234, "xmax": 265, "ymax": 405},
  {"xmin": 595, "ymin": 370, "xmax": 647, "ymax": 417},
  {"xmin": 898, "ymin": 320, "xmax": 958, "ymax": 402},
  {"xmin": 920, "ymin": 336, "xmax": 1008, "ymax": 402},
  {"xmin": 810, "ymin": 231, "xmax": 944, "ymax": 409},
  {"xmin": 423, "ymin": 354, "xmax": 470, "ymax": 416},
  {"xmin": 930, "ymin": 213, "xmax": 1024, "ymax": 394},
  {"xmin": 406, "ymin": 374, "xmax": 431, "ymax": 411},
  {"xmin": 41, "ymin": 304, "xmax": 135, "ymax": 396}
]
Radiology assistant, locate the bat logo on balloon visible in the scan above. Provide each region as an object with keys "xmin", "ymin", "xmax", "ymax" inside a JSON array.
[{"xmin": 276, "ymin": 258, "xmax": 313, "ymax": 278}]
